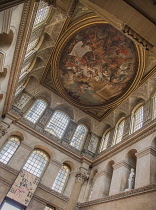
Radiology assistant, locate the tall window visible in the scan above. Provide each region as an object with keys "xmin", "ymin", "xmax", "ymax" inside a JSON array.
[
  {"xmin": 44, "ymin": 205, "xmax": 55, "ymax": 210},
  {"xmin": 23, "ymin": 150, "xmax": 48, "ymax": 177},
  {"xmin": 99, "ymin": 130, "xmax": 110, "ymax": 152},
  {"xmin": 70, "ymin": 125, "xmax": 87, "ymax": 150},
  {"xmin": 52, "ymin": 164, "xmax": 70, "ymax": 193},
  {"xmin": 114, "ymin": 119, "xmax": 125, "ymax": 144},
  {"xmin": 132, "ymin": 105, "xmax": 143, "ymax": 132},
  {"xmin": 153, "ymin": 94, "xmax": 156, "ymax": 119},
  {"xmin": 33, "ymin": 1, "xmax": 50, "ymax": 27},
  {"xmin": 0, "ymin": 136, "xmax": 20, "ymax": 164},
  {"xmin": 26, "ymin": 38, "xmax": 39, "ymax": 53},
  {"xmin": 25, "ymin": 100, "xmax": 47, "ymax": 123},
  {"xmin": 45, "ymin": 111, "xmax": 70, "ymax": 139}
]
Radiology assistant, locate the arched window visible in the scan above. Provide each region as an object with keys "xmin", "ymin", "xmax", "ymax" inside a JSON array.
[
  {"xmin": 114, "ymin": 119, "xmax": 125, "ymax": 144},
  {"xmin": 45, "ymin": 111, "xmax": 70, "ymax": 139},
  {"xmin": 99, "ymin": 130, "xmax": 110, "ymax": 152},
  {"xmin": 52, "ymin": 164, "xmax": 70, "ymax": 193},
  {"xmin": 153, "ymin": 93, "xmax": 156, "ymax": 119},
  {"xmin": 23, "ymin": 150, "xmax": 49, "ymax": 177},
  {"xmin": 0, "ymin": 136, "xmax": 20, "ymax": 164},
  {"xmin": 25, "ymin": 99, "xmax": 47, "ymax": 123},
  {"xmin": 70, "ymin": 125, "xmax": 87, "ymax": 150},
  {"xmin": 132, "ymin": 105, "xmax": 143, "ymax": 133},
  {"xmin": 19, "ymin": 63, "xmax": 30, "ymax": 79},
  {"xmin": 26, "ymin": 38, "xmax": 39, "ymax": 53},
  {"xmin": 44, "ymin": 205, "xmax": 55, "ymax": 210},
  {"xmin": 33, "ymin": 1, "xmax": 50, "ymax": 27}
]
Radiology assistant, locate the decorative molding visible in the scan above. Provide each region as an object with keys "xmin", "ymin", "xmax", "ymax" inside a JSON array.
[
  {"xmin": 75, "ymin": 171, "xmax": 88, "ymax": 183},
  {"xmin": 96, "ymin": 170, "xmax": 112, "ymax": 179},
  {"xmin": 50, "ymin": 159, "xmax": 62, "ymax": 168},
  {"xmin": 38, "ymin": 183, "xmax": 69, "ymax": 202},
  {"xmin": 78, "ymin": 184, "xmax": 156, "ymax": 207},
  {"xmin": 94, "ymin": 119, "xmax": 156, "ymax": 166},
  {"xmin": 122, "ymin": 24, "xmax": 153, "ymax": 51},
  {"xmin": 21, "ymin": 142, "xmax": 33, "ymax": 151},
  {"xmin": 0, "ymin": 162, "xmax": 18, "ymax": 175},
  {"xmin": 0, "ymin": 176, "xmax": 12, "ymax": 187},
  {"xmin": 136, "ymin": 147, "xmax": 156, "ymax": 159},
  {"xmin": 113, "ymin": 161, "xmax": 132, "ymax": 170}
]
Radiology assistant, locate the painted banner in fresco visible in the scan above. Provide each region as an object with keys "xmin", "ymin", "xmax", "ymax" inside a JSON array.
[{"xmin": 7, "ymin": 169, "xmax": 40, "ymax": 206}]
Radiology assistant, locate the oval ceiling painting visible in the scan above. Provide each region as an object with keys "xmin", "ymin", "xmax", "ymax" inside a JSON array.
[{"xmin": 60, "ymin": 23, "xmax": 138, "ymax": 105}]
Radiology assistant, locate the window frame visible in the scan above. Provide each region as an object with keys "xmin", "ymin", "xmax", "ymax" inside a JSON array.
[
  {"xmin": 24, "ymin": 99, "xmax": 47, "ymax": 124},
  {"xmin": 45, "ymin": 110, "xmax": 70, "ymax": 139},
  {"xmin": 52, "ymin": 164, "xmax": 71, "ymax": 194},
  {"xmin": 70, "ymin": 124, "xmax": 88, "ymax": 150},
  {"xmin": 22, "ymin": 149, "xmax": 49, "ymax": 178},
  {"xmin": 33, "ymin": 1, "xmax": 51, "ymax": 28},
  {"xmin": 0, "ymin": 136, "xmax": 21, "ymax": 165},
  {"xmin": 99, "ymin": 129, "xmax": 110, "ymax": 153},
  {"xmin": 152, "ymin": 93, "xmax": 156, "ymax": 119},
  {"xmin": 113, "ymin": 118, "xmax": 125, "ymax": 145},
  {"xmin": 130, "ymin": 104, "xmax": 144, "ymax": 134}
]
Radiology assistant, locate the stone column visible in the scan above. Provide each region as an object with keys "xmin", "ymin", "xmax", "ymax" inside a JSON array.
[
  {"xmin": 109, "ymin": 161, "xmax": 131, "ymax": 195},
  {"xmin": 64, "ymin": 171, "xmax": 76, "ymax": 197},
  {"xmin": 41, "ymin": 159, "xmax": 62, "ymax": 188},
  {"xmin": 135, "ymin": 147, "xmax": 156, "ymax": 188},
  {"xmin": 66, "ymin": 169, "xmax": 88, "ymax": 210}
]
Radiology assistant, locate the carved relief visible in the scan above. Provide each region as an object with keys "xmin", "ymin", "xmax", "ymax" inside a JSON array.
[
  {"xmin": 38, "ymin": 108, "xmax": 53, "ymax": 126},
  {"xmin": 63, "ymin": 121, "xmax": 77, "ymax": 143},
  {"xmin": 75, "ymin": 171, "xmax": 88, "ymax": 183},
  {"xmin": 143, "ymin": 100, "xmax": 152, "ymax": 124},
  {"xmin": 87, "ymin": 134, "xmax": 99, "ymax": 154},
  {"xmin": 14, "ymin": 93, "xmax": 31, "ymax": 110}
]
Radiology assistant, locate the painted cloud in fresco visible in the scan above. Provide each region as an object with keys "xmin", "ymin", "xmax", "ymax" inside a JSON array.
[{"xmin": 60, "ymin": 23, "xmax": 138, "ymax": 105}]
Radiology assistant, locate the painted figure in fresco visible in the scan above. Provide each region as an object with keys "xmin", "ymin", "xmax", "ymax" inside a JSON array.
[{"xmin": 60, "ymin": 24, "xmax": 137, "ymax": 105}]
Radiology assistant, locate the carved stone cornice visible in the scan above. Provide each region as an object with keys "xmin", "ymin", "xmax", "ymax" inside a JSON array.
[
  {"xmin": 50, "ymin": 159, "xmax": 62, "ymax": 168},
  {"xmin": 38, "ymin": 183, "xmax": 69, "ymax": 202},
  {"xmin": 96, "ymin": 170, "xmax": 112, "ymax": 179},
  {"xmin": 136, "ymin": 147, "xmax": 156, "ymax": 159},
  {"xmin": 122, "ymin": 24, "xmax": 153, "ymax": 51},
  {"xmin": 0, "ymin": 176, "xmax": 12, "ymax": 187},
  {"xmin": 0, "ymin": 162, "xmax": 18, "ymax": 175},
  {"xmin": 78, "ymin": 184, "xmax": 156, "ymax": 207},
  {"xmin": 21, "ymin": 141, "xmax": 33, "ymax": 151},
  {"xmin": 113, "ymin": 160, "xmax": 132, "ymax": 170}
]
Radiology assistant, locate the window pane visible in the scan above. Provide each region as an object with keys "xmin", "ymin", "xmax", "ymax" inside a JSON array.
[
  {"xmin": 26, "ymin": 38, "xmax": 39, "ymax": 53},
  {"xmin": 23, "ymin": 150, "xmax": 48, "ymax": 177},
  {"xmin": 1, "ymin": 202, "xmax": 21, "ymax": 210},
  {"xmin": 99, "ymin": 131, "xmax": 110, "ymax": 152},
  {"xmin": 25, "ymin": 100, "xmax": 47, "ymax": 123},
  {"xmin": 0, "ymin": 137, "xmax": 20, "ymax": 164},
  {"xmin": 154, "ymin": 95, "xmax": 156, "ymax": 119},
  {"xmin": 45, "ymin": 111, "xmax": 70, "ymax": 139},
  {"xmin": 52, "ymin": 165, "xmax": 70, "ymax": 193},
  {"xmin": 70, "ymin": 125, "xmax": 87, "ymax": 150},
  {"xmin": 133, "ymin": 106, "xmax": 143, "ymax": 132},
  {"xmin": 33, "ymin": 1, "xmax": 50, "ymax": 27},
  {"xmin": 116, "ymin": 120, "xmax": 124, "ymax": 144},
  {"xmin": 44, "ymin": 205, "xmax": 55, "ymax": 210}
]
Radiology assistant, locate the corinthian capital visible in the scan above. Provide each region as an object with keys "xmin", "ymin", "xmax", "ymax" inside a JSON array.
[{"xmin": 75, "ymin": 171, "xmax": 88, "ymax": 183}]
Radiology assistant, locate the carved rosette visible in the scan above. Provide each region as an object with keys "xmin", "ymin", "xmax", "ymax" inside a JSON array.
[{"xmin": 75, "ymin": 172, "xmax": 88, "ymax": 183}]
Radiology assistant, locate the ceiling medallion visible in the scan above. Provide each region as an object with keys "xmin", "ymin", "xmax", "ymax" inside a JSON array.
[{"xmin": 51, "ymin": 17, "xmax": 145, "ymax": 120}]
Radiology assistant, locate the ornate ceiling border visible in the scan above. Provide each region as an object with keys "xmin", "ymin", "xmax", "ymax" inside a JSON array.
[{"xmin": 50, "ymin": 14, "xmax": 145, "ymax": 121}]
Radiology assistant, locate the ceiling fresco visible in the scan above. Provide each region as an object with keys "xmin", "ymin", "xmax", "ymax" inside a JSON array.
[{"xmin": 59, "ymin": 23, "xmax": 138, "ymax": 105}]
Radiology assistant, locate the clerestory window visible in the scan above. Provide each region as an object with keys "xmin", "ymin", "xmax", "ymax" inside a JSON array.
[
  {"xmin": 132, "ymin": 105, "xmax": 143, "ymax": 133},
  {"xmin": 45, "ymin": 111, "xmax": 70, "ymax": 139},
  {"xmin": 70, "ymin": 124, "xmax": 87, "ymax": 150},
  {"xmin": 33, "ymin": 1, "xmax": 50, "ymax": 27},
  {"xmin": 114, "ymin": 119, "xmax": 125, "ymax": 144},
  {"xmin": 25, "ymin": 99, "xmax": 47, "ymax": 123},
  {"xmin": 99, "ymin": 130, "xmax": 110, "ymax": 152}
]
